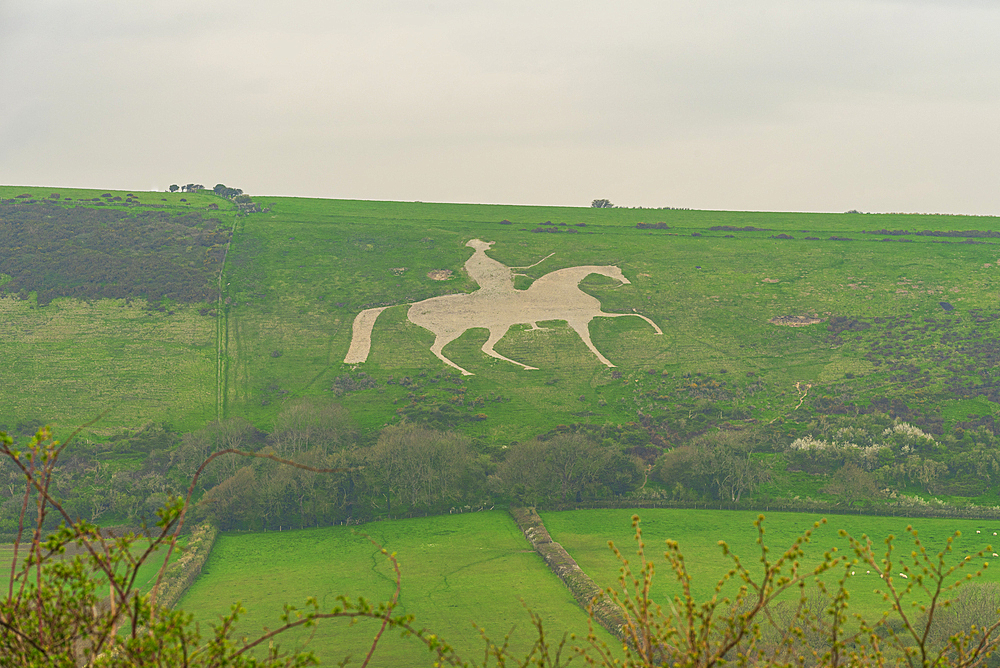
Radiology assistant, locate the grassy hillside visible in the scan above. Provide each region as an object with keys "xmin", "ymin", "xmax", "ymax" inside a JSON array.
[
  {"xmin": 0, "ymin": 185, "xmax": 235, "ymax": 434},
  {"xmin": 4, "ymin": 185, "xmax": 999, "ymax": 442},
  {"xmin": 177, "ymin": 511, "xmax": 617, "ymax": 666},
  {"xmin": 4, "ymin": 185, "xmax": 1000, "ymax": 519},
  {"xmin": 6, "ymin": 187, "xmax": 1000, "ymax": 662},
  {"xmin": 221, "ymin": 196, "xmax": 1000, "ymax": 443}
]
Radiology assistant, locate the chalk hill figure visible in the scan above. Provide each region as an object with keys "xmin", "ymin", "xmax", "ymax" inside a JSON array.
[{"xmin": 344, "ymin": 239, "xmax": 662, "ymax": 375}]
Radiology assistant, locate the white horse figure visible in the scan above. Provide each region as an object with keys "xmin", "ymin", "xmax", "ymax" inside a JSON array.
[{"xmin": 345, "ymin": 239, "xmax": 662, "ymax": 376}]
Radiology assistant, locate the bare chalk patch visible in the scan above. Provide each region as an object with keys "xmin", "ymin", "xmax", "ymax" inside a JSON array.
[{"xmin": 770, "ymin": 315, "xmax": 824, "ymax": 327}]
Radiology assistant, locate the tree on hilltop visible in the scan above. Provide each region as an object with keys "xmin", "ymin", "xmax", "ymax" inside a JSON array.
[
  {"xmin": 591, "ymin": 199, "xmax": 614, "ymax": 208},
  {"xmin": 213, "ymin": 183, "xmax": 244, "ymax": 199}
]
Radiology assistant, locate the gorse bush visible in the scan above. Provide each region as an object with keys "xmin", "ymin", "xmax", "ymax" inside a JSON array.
[{"xmin": 3, "ymin": 423, "xmax": 1000, "ymax": 667}]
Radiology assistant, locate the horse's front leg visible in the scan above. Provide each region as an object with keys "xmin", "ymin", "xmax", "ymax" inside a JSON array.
[
  {"xmin": 429, "ymin": 332, "xmax": 475, "ymax": 376},
  {"xmin": 481, "ymin": 325, "xmax": 538, "ymax": 371},
  {"xmin": 566, "ymin": 318, "xmax": 616, "ymax": 368}
]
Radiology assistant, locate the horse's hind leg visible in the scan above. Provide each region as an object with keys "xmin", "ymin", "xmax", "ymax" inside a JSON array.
[
  {"xmin": 481, "ymin": 325, "xmax": 537, "ymax": 371},
  {"xmin": 430, "ymin": 331, "xmax": 474, "ymax": 376},
  {"xmin": 566, "ymin": 318, "xmax": 616, "ymax": 368}
]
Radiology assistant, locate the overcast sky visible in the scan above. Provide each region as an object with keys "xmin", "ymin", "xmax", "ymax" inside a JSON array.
[{"xmin": 2, "ymin": 0, "xmax": 999, "ymax": 214}]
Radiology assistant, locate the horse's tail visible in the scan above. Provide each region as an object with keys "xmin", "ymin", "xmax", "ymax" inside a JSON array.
[{"xmin": 344, "ymin": 306, "xmax": 390, "ymax": 363}]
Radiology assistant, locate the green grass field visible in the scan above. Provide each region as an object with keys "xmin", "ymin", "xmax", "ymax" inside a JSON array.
[
  {"xmin": 176, "ymin": 508, "xmax": 1000, "ymax": 664},
  {"xmin": 0, "ymin": 296, "xmax": 217, "ymax": 434},
  {"xmin": 177, "ymin": 511, "xmax": 617, "ymax": 666},
  {"xmin": 541, "ymin": 508, "xmax": 1000, "ymax": 622}
]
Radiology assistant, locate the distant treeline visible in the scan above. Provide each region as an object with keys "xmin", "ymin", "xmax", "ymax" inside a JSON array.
[
  {"xmin": 0, "ymin": 202, "xmax": 230, "ymax": 305},
  {"xmin": 5, "ymin": 387, "xmax": 1000, "ymax": 538},
  {"xmin": 0, "ymin": 401, "xmax": 646, "ymax": 536}
]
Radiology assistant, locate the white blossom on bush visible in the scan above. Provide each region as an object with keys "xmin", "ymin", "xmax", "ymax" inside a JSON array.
[
  {"xmin": 883, "ymin": 420, "xmax": 935, "ymax": 442},
  {"xmin": 789, "ymin": 435, "xmax": 831, "ymax": 451}
]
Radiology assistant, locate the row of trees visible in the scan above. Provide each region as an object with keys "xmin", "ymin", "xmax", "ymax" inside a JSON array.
[
  {"xmin": 650, "ymin": 415, "xmax": 1000, "ymax": 507},
  {"xmin": 653, "ymin": 430, "xmax": 772, "ymax": 503},
  {"xmin": 212, "ymin": 183, "xmax": 244, "ymax": 199},
  {"xmin": 167, "ymin": 183, "xmax": 245, "ymax": 199},
  {"xmin": 7, "ymin": 395, "xmax": 999, "ymax": 537},
  {"xmin": 0, "ymin": 400, "xmax": 649, "ymax": 536},
  {"xmin": 197, "ymin": 423, "xmax": 644, "ymax": 531},
  {"xmin": 786, "ymin": 414, "xmax": 1000, "ymax": 498}
]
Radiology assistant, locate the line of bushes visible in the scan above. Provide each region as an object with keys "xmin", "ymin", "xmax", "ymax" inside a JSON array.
[
  {"xmin": 155, "ymin": 522, "xmax": 218, "ymax": 610},
  {"xmin": 509, "ymin": 506, "xmax": 627, "ymax": 641}
]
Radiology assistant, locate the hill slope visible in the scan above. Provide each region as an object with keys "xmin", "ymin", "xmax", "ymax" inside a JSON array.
[{"xmin": 3, "ymin": 186, "xmax": 999, "ymax": 446}]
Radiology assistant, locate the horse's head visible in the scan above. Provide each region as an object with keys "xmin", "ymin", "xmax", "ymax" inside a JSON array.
[
  {"xmin": 466, "ymin": 239, "xmax": 495, "ymax": 251},
  {"xmin": 601, "ymin": 266, "xmax": 630, "ymax": 285}
]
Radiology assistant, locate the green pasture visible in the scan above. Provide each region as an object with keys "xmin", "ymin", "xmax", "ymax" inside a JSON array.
[
  {"xmin": 542, "ymin": 508, "xmax": 1000, "ymax": 623},
  {"xmin": 178, "ymin": 511, "xmax": 617, "ymax": 667}
]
